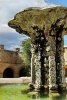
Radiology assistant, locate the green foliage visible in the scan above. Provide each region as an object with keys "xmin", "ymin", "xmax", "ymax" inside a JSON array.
[
  {"xmin": 21, "ymin": 38, "xmax": 31, "ymax": 66},
  {"xmin": 21, "ymin": 38, "xmax": 31, "ymax": 76}
]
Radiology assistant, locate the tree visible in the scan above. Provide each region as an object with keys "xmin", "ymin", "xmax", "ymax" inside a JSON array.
[
  {"xmin": 21, "ymin": 38, "xmax": 31, "ymax": 66},
  {"xmin": 21, "ymin": 38, "xmax": 31, "ymax": 76}
]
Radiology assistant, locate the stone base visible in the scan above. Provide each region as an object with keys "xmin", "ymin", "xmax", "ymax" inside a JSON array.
[
  {"xmin": 34, "ymin": 85, "xmax": 45, "ymax": 91},
  {"xmin": 28, "ymin": 91, "xmax": 39, "ymax": 99},
  {"xmin": 49, "ymin": 84, "xmax": 66, "ymax": 94},
  {"xmin": 28, "ymin": 90, "xmax": 49, "ymax": 99},
  {"xmin": 29, "ymin": 83, "xmax": 35, "ymax": 90},
  {"xmin": 57, "ymin": 85, "xmax": 66, "ymax": 93},
  {"xmin": 49, "ymin": 85, "xmax": 58, "ymax": 91},
  {"xmin": 49, "ymin": 92, "xmax": 60, "ymax": 97}
]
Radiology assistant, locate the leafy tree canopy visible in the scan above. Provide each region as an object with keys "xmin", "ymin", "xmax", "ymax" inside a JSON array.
[{"xmin": 21, "ymin": 38, "xmax": 31, "ymax": 67}]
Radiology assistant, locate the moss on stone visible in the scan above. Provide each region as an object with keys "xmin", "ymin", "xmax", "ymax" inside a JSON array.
[{"xmin": 8, "ymin": 6, "xmax": 67, "ymax": 39}]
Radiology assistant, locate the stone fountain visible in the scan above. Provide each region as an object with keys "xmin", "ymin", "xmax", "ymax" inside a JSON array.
[{"xmin": 8, "ymin": 6, "xmax": 67, "ymax": 92}]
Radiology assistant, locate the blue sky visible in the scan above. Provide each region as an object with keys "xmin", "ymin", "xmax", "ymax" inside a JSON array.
[
  {"xmin": 46, "ymin": 0, "xmax": 67, "ymax": 6},
  {"xmin": 0, "ymin": 0, "xmax": 67, "ymax": 50}
]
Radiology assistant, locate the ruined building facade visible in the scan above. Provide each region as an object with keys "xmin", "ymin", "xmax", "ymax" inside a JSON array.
[{"xmin": 0, "ymin": 45, "xmax": 24, "ymax": 78}]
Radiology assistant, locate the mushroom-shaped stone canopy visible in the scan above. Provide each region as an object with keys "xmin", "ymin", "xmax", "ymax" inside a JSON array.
[
  {"xmin": 8, "ymin": 6, "xmax": 67, "ymax": 37},
  {"xmin": 8, "ymin": 7, "xmax": 67, "ymax": 91}
]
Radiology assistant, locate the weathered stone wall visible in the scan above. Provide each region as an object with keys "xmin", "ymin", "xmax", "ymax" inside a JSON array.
[
  {"xmin": 0, "ymin": 45, "xmax": 21, "ymax": 64},
  {"xmin": 0, "ymin": 45, "xmax": 23, "ymax": 78}
]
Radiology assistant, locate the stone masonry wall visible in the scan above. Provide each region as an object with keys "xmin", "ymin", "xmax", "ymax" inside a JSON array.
[{"xmin": 0, "ymin": 45, "xmax": 23, "ymax": 78}]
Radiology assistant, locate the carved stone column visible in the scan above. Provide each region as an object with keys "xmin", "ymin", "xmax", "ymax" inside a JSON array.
[
  {"xmin": 44, "ymin": 49, "xmax": 49, "ymax": 86},
  {"xmin": 31, "ymin": 43, "xmax": 42, "ymax": 89},
  {"xmin": 31, "ymin": 44, "xmax": 35, "ymax": 84},
  {"xmin": 49, "ymin": 36, "xmax": 57, "ymax": 90},
  {"xmin": 31, "ymin": 28, "xmax": 46, "ymax": 90},
  {"xmin": 34, "ymin": 49, "xmax": 42, "ymax": 89},
  {"xmin": 56, "ymin": 33, "xmax": 66, "ymax": 90}
]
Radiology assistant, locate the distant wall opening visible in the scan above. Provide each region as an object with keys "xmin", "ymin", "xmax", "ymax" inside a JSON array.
[
  {"xmin": 65, "ymin": 68, "xmax": 67, "ymax": 77},
  {"xmin": 19, "ymin": 68, "xmax": 27, "ymax": 77},
  {"xmin": 3, "ymin": 68, "xmax": 13, "ymax": 78}
]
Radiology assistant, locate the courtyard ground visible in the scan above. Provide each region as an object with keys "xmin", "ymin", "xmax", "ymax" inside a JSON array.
[
  {"xmin": 0, "ymin": 77, "xmax": 31, "ymax": 84},
  {"xmin": 0, "ymin": 77, "xmax": 67, "ymax": 85}
]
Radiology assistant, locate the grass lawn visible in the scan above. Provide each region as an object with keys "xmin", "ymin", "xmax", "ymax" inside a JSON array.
[
  {"xmin": 0, "ymin": 84, "xmax": 29, "ymax": 100},
  {"xmin": 0, "ymin": 84, "xmax": 66, "ymax": 100}
]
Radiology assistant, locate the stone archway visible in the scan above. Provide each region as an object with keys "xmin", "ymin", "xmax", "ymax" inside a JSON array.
[
  {"xmin": 65, "ymin": 68, "xmax": 67, "ymax": 76},
  {"xmin": 3, "ymin": 68, "xmax": 13, "ymax": 78},
  {"xmin": 19, "ymin": 68, "xmax": 27, "ymax": 77},
  {"xmin": 8, "ymin": 6, "xmax": 67, "ymax": 91}
]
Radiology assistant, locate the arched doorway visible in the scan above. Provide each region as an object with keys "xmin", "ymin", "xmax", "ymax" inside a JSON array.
[
  {"xmin": 3, "ymin": 68, "xmax": 13, "ymax": 78},
  {"xmin": 19, "ymin": 68, "xmax": 27, "ymax": 77},
  {"xmin": 65, "ymin": 68, "xmax": 67, "ymax": 77}
]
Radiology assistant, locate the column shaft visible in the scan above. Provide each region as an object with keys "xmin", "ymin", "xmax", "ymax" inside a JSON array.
[
  {"xmin": 49, "ymin": 36, "xmax": 57, "ymax": 89},
  {"xmin": 31, "ymin": 44, "xmax": 35, "ymax": 84},
  {"xmin": 35, "ymin": 50, "xmax": 42, "ymax": 89},
  {"xmin": 56, "ymin": 34, "xmax": 65, "ymax": 89}
]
